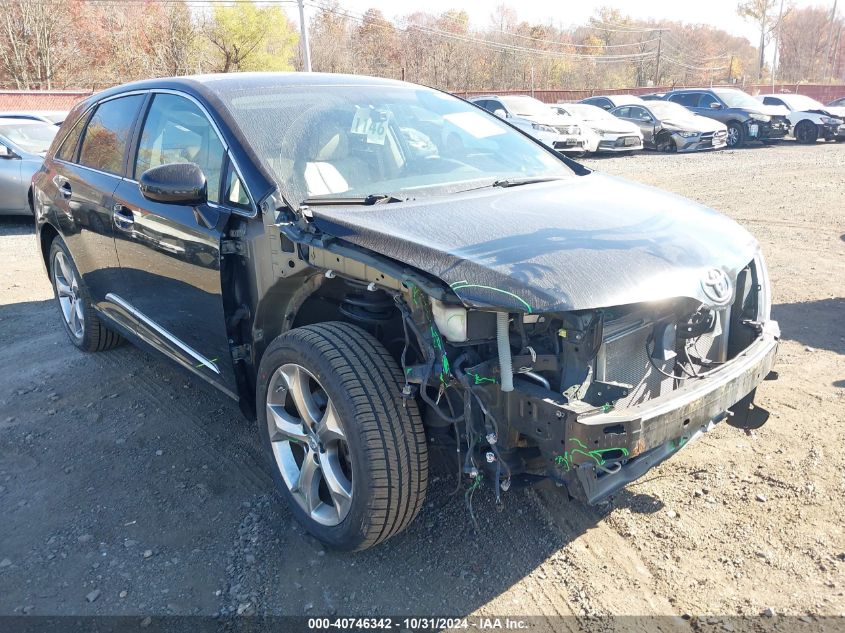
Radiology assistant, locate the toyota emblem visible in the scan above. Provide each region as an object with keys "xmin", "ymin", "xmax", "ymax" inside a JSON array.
[{"xmin": 700, "ymin": 268, "xmax": 733, "ymax": 306}]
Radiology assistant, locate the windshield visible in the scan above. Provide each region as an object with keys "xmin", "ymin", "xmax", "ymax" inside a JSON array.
[
  {"xmin": 217, "ymin": 84, "xmax": 573, "ymax": 205},
  {"xmin": 713, "ymin": 89, "xmax": 763, "ymax": 109},
  {"xmin": 499, "ymin": 95, "xmax": 554, "ymax": 118},
  {"xmin": 647, "ymin": 101, "xmax": 696, "ymax": 120},
  {"xmin": 561, "ymin": 103, "xmax": 613, "ymax": 121},
  {"xmin": 780, "ymin": 94, "xmax": 825, "ymax": 111},
  {"xmin": 0, "ymin": 121, "xmax": 57, "ymax": 154}
]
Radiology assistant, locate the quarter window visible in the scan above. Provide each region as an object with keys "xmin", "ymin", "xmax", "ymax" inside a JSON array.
[
  {"xmin": 78, "ymin": 95, "xmax": 144, "ymax": 175},
  {"xmin": 134, "ymin": 94, "xmax": 225, "ymax": 203},
  {"xmin": 56, "ymin": 112, "xmax": 89, "ymax": 162}
]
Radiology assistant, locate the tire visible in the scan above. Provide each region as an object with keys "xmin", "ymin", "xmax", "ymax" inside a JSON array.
[
  {"xmin": 726, "ymin": 121, "xmax": 745, "ymax": 148},
  {"xmin": 794, "ymin": 120, "xmax": 819, "ymax": 144},
  {"xmin": 48, "ymin": 236, "xmax": 123, "ymax": 352},
  {"xmin": 256, "ymin": 322, "xmax": 428, "ymax": 550}
]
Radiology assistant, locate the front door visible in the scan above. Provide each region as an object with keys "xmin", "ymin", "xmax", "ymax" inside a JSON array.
[{"xmin": 111, "ymin": 92, "xmax": 240, "ymax": 397}]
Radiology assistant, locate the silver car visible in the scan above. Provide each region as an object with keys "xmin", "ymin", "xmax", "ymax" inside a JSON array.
[{"xmin": 0, "ymin": 118, "xmax": 58, "ymax": 215}]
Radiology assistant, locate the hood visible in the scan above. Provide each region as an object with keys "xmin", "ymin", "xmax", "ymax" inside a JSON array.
[
  {"xmin": 819, "ymin": 106, "xmax": 845, "ymax": 118},
  {"xmin": 663, "ymin": 115, "xmax": 726, "ymax": 133},
  {"xmin": 310, "ymin": 174, "xmax": 759, "ymax": 314},
  {"xmin": 757, "ymin": 104, "xmax": 790, "ymax": 117},
  {"xmin": 517, "ymin": 112, "xmax": 574, "ymax": 127},
  {"xmin": 587, "ymin": 118, "xmax": 642, "ymax": 135}
]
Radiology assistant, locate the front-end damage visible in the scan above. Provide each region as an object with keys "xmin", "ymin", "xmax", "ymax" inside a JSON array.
[
  {"xmin": 386, "ymin": 255, "xmax": 778, "ymax": 505},
  {"xmin": 258, "ymin": 174, "xmax": 779, "ymax": 509}
]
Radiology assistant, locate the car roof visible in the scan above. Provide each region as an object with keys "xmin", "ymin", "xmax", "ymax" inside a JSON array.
[{"xmin": 0, "ymin": 117, "xmax": 51, "ymax": 125}]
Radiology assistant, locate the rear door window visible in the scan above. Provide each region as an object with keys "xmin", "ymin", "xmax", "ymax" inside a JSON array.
[
  {"xmin": 134, "ymin": 93, "xmax": 225, "ymax": 203},
  {"xmin": 78, "ymin": 95, "xmax": 144, "ymax": 175},
  {"xmin": 669, "ymin": 93, "xmax": 702, "ymax": 108}
]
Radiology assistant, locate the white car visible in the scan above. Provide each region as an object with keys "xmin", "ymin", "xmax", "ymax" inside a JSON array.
[
  {"xmin": 554, "ymin": 103, "xmax": 644, "ymax": 152},
  {"xmin": 469, "ymin": 95, "xmax": 599, "ymax": 155},
  {"xmin": 0, "ymin": 110, "xmax": 68, "ymax": 126},
  {"xmin": 757, "ymin": 94, "xmax": 845, "ymax": 143}
]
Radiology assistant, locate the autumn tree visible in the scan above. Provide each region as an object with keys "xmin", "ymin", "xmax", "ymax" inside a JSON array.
[
  {"xmin": 737, "ymin": 0, "xmax": 786, "ymax": 79},
  {"xmin": 0, "ymin": 0, "xmax": 81, "ymax": 89},
  {"xmin": 203, "ymin": 2, "xmax": 299, "ymax": 73}
]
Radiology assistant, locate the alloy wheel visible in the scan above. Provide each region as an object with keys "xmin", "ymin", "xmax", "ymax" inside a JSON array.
[
  {"xmin": 266, "ymin": 363, "xmax": 353, "ymax": 526},
  {"xmin": 53, "ymin": 251, "xmax": 84, "ymax": 339},
  {"xmin": 727, "ymin": 127, "xmax": 739, "ymax": 147}
]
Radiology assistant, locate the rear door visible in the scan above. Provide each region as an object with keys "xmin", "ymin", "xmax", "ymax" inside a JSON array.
[
  {"xmin": 48, "ymin": 94, "xmax": 145, "ymax": 303},
  {"xmin": 110, "ymin": 91, "xmax": 246, "ymax": 396}
]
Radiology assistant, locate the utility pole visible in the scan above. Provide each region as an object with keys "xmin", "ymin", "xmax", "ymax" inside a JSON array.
[
  {"xmin": 297, "ymin": 0, "xmax": 312, "ymax": 72},
  {"xmin": 653, "ymin": 30, "xmax": 663, "ymax": 87},
  {"xmin": 824, "ymin": 0, "xmax": 839, "ymax": 82},
  {"xmin": 771, "ymin": 0, "xmax": 785, "ymax": 91}
]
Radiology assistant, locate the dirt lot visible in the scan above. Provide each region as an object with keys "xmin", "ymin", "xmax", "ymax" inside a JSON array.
[{"xmin": 0, "ymin": 141, "xmax": 843, "ymax": 628}]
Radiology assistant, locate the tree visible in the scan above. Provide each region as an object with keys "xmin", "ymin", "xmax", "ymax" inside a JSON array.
[
  {"xmin": 0, "ymin": 0, "xmax": 79, "ymax": 89},
  {"xmin": 737, "ymin": 0, "xmax": 784, "ymax": 79},
  {"xmin": 778, "ymin": 6, "xmax": 842, "ymax": 82},
  {"xmin": 310, "ymin": 1, "xmax": 353, "ymax": 74},
  {"xmin": 203, "ymin": 2, "xmax": 298, "ymax": 73}
]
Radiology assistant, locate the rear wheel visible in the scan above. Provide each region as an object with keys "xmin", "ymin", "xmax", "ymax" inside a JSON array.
[
  {"xmin": 726, "ymin": 122, "xmax": 745, "ymax": 148},
  {"xmin": 257, "ymin": 322, "xmax": 428, "ymax": 550},
  {"xmin": 794, "ymin": 120, "xmax": 819, "ymax": 144},
  {"xmin": 48, "ymin": 237, "xmax": 123, "ymax": 352}
]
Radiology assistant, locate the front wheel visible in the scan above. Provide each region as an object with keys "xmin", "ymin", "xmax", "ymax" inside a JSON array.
[
  {"xmin": 794, "ymin": 120, "xmax": 819, "ymax": 144},
  {"xmin": 726, "ymin": 122, "xmax": 745, "ymax": 148},
  {"xmin": 256, "ymin": 322, "xmax": 428, "ymax": 550}
]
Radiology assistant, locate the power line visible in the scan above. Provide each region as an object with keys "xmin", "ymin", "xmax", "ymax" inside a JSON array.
[{"xmin": 309, "ymin": 1, "xmax": 657, "ymax": 62}]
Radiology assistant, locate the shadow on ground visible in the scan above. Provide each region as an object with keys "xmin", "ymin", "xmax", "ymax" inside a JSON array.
[
  {"xmin": 772, "ymin": 298, "xmax": 845, "ymax": 355},
  {"xmin": 0, "ymin": 297, "xmax": 661, "ymax": 617}
]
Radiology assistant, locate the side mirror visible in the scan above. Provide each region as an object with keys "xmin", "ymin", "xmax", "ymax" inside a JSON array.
[
  {"xmin": 709, "ymin": 101, "xmax": 722, "ymax": 109},
  {"xmin": 0, "ymin": 144, "xmax": 17, "ymax": 159},
  {"xmin": 139, "ymin": 162, "xmax": 207, "ymax": 206},
  {"xmin": 493, "ymin": 108, "xmax": 508, "ymax": 118}
]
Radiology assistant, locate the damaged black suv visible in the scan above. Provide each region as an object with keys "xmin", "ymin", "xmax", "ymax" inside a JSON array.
[{"xmin": 33, "ymin": 73, "xmax": 779, "ymax": 550}]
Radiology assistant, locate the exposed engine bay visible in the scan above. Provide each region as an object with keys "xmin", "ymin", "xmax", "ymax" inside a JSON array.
[{"xmin": 271, "ymin": 206, "xmax": 779, "ymax": 513}]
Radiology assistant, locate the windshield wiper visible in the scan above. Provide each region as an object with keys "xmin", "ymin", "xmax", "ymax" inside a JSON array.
[
  {"xmin": 490, "ymin": 177, "xmax": 563, "ymax": 188},
  {"xmin": 300, "ymin": 194, "xmax": 405, "ymax": 207}
]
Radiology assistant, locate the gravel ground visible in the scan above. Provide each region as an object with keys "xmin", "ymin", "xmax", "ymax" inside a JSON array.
[{"xmin": 0, "ymin": 141, "xmax": 843, "ymax": 628}]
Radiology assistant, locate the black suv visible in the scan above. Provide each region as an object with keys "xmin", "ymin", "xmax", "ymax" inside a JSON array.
[
  {"xmin": 32, "ymin": 73, "xmax": 779, "ymax": 550},
  {"xmin": 661, "ymin": 87, "xmax": 790, "ymax": 147}
]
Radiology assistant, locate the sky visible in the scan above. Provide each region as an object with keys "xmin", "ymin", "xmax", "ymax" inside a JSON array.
[{"xmin": 292, "ymin": 0, "xmax": 836, "ymax": 65}]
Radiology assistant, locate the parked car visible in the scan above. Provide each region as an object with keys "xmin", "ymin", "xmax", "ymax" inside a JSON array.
[
  {"xmin": 661, "ymin": 88, "xmax": 790, "ymax": 148},
  {"xmin": 827, "ymin": 96, "xmax": 845, "ymax": 107},
  {"xmin": 610, "ymin": 101, "xmax": 728, "ymax": 152},
  {"xmin": 757, "ymin": 94, "xmax": 845, "ymax": 143},
  {"xmin": 553, "ymin": 102, "xmax": 643, "ymax": 152},
  {"xmin": 640, "ymin": 93, "xmax": 667, "ymax": 101},
  {"xmin": 0, "ymin": 118, "xmax": 58, "ymax": 215},
  {"xmin": 33, "ymin": 73, "xmax": 779, "ymax": 550},
  {"xmin": 578, "ymin": 94, "xmax": 647, "ymax": 111},
  {"xmin": 469, "ymin": 94, "xmax": 599, "ymax": 154},
  {"xmin": 0, "ymin": 110, "xmax": 68, "ymax": 126}
]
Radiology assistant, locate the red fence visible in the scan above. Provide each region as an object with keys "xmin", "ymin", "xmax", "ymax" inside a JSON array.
[
  {"xmin": 2, "ymin": 83, "xmax": 844, "ymax": 112},
  {"xmin": 0, "ymin": 90, "xmax": 93, "ymax": 111}
]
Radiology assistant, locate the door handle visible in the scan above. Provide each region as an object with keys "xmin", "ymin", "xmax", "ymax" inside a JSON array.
[
  {"xmin": 112, "ymin": 204, "xmax": 135, "ymax": 231},
  {"xmin": 59, "ymin": 181, "xmax": 72, "ymax": 199}
]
